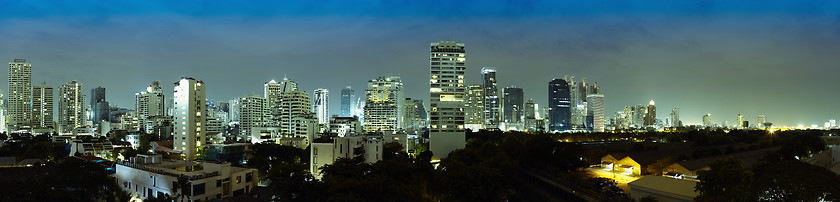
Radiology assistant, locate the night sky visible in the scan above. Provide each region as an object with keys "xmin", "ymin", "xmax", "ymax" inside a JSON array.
[{"xmin": 1, "ymin": 1, "xmax": 840, "ymax": 126}]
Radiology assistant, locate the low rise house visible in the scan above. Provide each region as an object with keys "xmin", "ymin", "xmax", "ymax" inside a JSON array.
[{"xmin": 310, "ymin": 134, "xmax": 383, "ymax": 179}]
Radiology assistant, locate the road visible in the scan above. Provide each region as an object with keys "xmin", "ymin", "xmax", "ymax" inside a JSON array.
[{"xmin": 585, "ymin": 168, "xmax": 640, "ymax": 194}]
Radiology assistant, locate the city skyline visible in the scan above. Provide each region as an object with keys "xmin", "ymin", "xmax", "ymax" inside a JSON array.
[{"xmin": 2, "ymin": 1, "xmax": 840, "ymax": 126}]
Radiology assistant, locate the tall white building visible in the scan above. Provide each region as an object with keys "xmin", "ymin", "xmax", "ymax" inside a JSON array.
[
  {"xmin": 58, "ymin": 80, "xmax": 85, "ymax": 133},
  {"xmin": 363, "ymin": 76, "xmax": 404, "ymax": 132},
  {"xmin": 32, "ymin": 82, "xmax": 54, "ymax": 132},
  {"xmin": 174, "ymin": 77, "xmax": 206, "ymax": 160},
  {"xmin": 586, "ymin": 94, "xmax": 605, "ymax": 132},
  {"xmin": 670, "ymin": 108, "xmax": 681, "ymax": 127},
  {"xmin": 238, "ymin": 95, "xmax": 268, "ymax": 137},
  {"xmin": 136, "ymin": 81, "xmax": 166, "ymax": 133},
  {"xmin": 313, "ymin": 88, "xmax": 329, "ymax": 124},
  {"xmin": 429, "ymin": 41, "xmax": 466, "ymax": 160},
  {"xmin": 8, "ymin": 59, "xmax": 32, "ymax": 132}
]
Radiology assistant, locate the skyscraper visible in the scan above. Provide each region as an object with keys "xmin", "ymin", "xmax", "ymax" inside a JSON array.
[
  {"xmin": 32, "ymin": 82, "xmax": 54, "ymax": 132},
  {"xmin": 481, "ymin": 67, "xmax": 500, "ymax": 128},
  {"xmin": 313, "ymin": 88, "xmax": 329, "ymax": 124},
  {"xmin": 464, "ymin": 84, "xmax": 484, "ymax": 131},
  {"xmin": 8, "ymin": 59, "xmax": 32, "ymax": 131},
  {"xmin": 90, "ymin": 86, "xmax": 109, "ymax": 124},
  {"xmin": 549, "ymin": 78, "xmax": 571, "ymax": 132},
  {"xmin": 58, "ymin": 81, "xmax": 85, "ymax": 133},
  {"xmin": 136, "ymin": 81, "xmax": 166, "ymax": 133},
  {"xmin": 429, "ymin": 41, "xmax": 466, "ymax": 160},
  {"xmin": 586, "ymin": 94, "xmax": 605, "ymax": 132},
  {"xmin": 703, "ymin": 114, "xmax": 713, "ymax": 127},
  {"xmin": 363, "ymin": 76, "xmax": 404, "ymax": 132},
  {"xmin": 174, "ymin": 77, "xmax": 206, "ymax": 160},
  {"xmin": 524, "ymin": 99, "xmax": 536, "ymax": 131},
  {"xmin": 340, "ymin": 86, "xmax": 355, "ymax": 117},
  {"xmin": 402, "ymin": 98, "xmax": 422, "ymax": 132},
  {"xmin": 643, "ymin": 100, "xmax": 656, "ymax": 126},
  {"xmin": 502, "ymin": 87, "xmax": 524, "ymax": 124},
  {"xmin": 265, "ymin": 78, "xmax": 297, "ymax": 126},
  {"xmin": 670, "ymin": 108, "xmax": 681, "ymax": 127},
  {"xmin": 736, "ymin": 114, "xmax": 745, "ymax": 128},
  {"xmin": 280, "ymin": 90, "xmax": 313, "ymax": 137},
  {"xmin": 758, "ymin": 115, "xmax": 766, "ymax": 128}
]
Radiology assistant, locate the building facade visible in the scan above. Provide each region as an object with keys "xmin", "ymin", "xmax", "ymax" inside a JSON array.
[
  {"xmin": 8, "ymin": 59, "xmax": 32, "ymax": 131},
  {"xmin": 136, "ymin": 81, "xmax": 166, "ymax": 133},
  {"xmin": 32, "ymin": 82, "xmax": 54, "ymax": 132},
  {"xmin": 429, "ymin": 41, "xmax": 466, "ymax": 160},
  {"xmin": 340, "ymin": 86, "xmax": 354, "ymax": 117},
  {"xmin": 174, "ymin": 77, "xmax": 206, "ymax": 160},
  {"xmin": 58, "ymin": 80, "xmax": 86, "ymax": 133},
  {"xmin": 481, "ymin": 67, "xmax": 500, "ymax": 128},
  {"xmin": 91, "ymin": 86, "xmax": 110, "ymax": 124},
  {"xmin": 313, "ymin": 88, "xmax": 329, "ymax": 124},
  {"xmin": 363, "ymin": 76, "xmax": 404, "ymax": 132},
  {"xmin": 549, "ymin": 78, "xmax": 571, "ymax": 132},
  {"xmin": 586, "ymin": 94, "xmax": 605, "ymax": 132},
  {"xmin": 464, "ymin": 84, "xmax": 484, "ymax": 131}
]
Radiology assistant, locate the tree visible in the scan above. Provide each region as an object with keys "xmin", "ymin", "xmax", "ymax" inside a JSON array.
[
  {"xmin": 751, "ymin": 160, "xmax": 840, "ymax": 201},
  {"xmin": 694, "ymin": 156, "xmax": 754, "ymax": 202},
  {"xmin": 646, "ymin": 157, "xmax": 673, "ymax": 176}
]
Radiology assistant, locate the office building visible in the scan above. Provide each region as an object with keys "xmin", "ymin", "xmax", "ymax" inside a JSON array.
[
  {"xmin": 703, "ymin": 114, "xmax": 713, "ymax": 128},
  {"xmin": 313, "ymin": 88, "xmax": 329, "ymax": 124},
  {"xmin": 481, "ymin": 67, "xmax": 500, "ymax": 128},
  {"xmin": 310, "ymin": 135, "xmax": 383, "ymax": 179},
  {"xmin": 32, "ymin": 82, "xmax": 54, "ymax": 133},
  {"xmin": 524, "ymin": 99, "xmax": 536, "ymax": 131},
  {"xmin": 644, "ymin": 100, "xmax": 656, "ymax": 126},
  {"xmin": 670, "ymin": 108, "xmax": 681, "ymax": 127},
  {"xmin": 8, "ymin": 59, "xmax": 32, "ymax": 131},
  {"xmin": 58, "ymin": 80, "xmax": 85, "ymax": 133},
  {"xmin": 265, "ymin": 78, "xmax": 297, "ymax": 127},
  {"xmin": 279, "ymin": 90, "xmax": 316, "ymax": 140},
  {"xmin": 90, "ymin": 86, "xmax": 109, "ymax": 124},
  {"xmin": 502, "ymin": 87, "xmax": 523, "ymax": 124},
  {"xmin": 363, "ymin": 76, "xmax": 404, "ymax": 132},
  {"xmin": 548, "ymin": 78, "xmax": 571, "ymax": 132},
  {"xmin": 402, "ymin": 98, "xmax": 422, "ymax": 132},
  {"xmin": 464, "ymin": 84, "xmax": 484, "ymax": 131},
  {"xmin": 736, "ymin": 114, "xmax": 744, "ymax": 128},
  {"xmin": 340, "ymin": 86, "xmax": 355, "ymax": 117},
  {"xmin": 586, "ymin": 94, "xmax": 605, "ymax": 132},
  {"xmin": 429, "ymin": 41, "xmax": 466, "ymax": 160},
  {"xmin": 174, "ymin": 77, "xmax": 206, "ymax": 160}
]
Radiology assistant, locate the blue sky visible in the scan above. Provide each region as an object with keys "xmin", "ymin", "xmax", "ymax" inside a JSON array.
[{"xmin": 2, "ymin": 0, "xmax": 840, "ymax": 126}]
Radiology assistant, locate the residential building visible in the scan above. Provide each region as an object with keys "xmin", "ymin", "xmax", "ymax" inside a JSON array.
[
  {"xmin": 310, "ymin": 135, "xmax": 383, "ymax": 179},
  {"xmin": 136, "ymin": 81, "xmax": 166, "ymax": 133},
  {"xmin": 58, "ymin": 80, "xmax": 86, "ymax": 133},
  {"xmin": 464, "ymin": 84, "xmax": 484, "ymax": 132},
  {"xmin": 32, "ymin": 82, "xmax": 54, "ymax": 133},
  {"xmin": 363, "ymin": 76, "xmax": 404, "ymax": 132},
  {"xmin": 173, "ymin": 77, "xmax": 206, "ymax": 160},
  {"xmin": 313, "ymin": 88, "xmax": 329, "ymax": 124},
  {"xmin": 9, "ymin": 59, "xmax": 32, "ymax": 131}
]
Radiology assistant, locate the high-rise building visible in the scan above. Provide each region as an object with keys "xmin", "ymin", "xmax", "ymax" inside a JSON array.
[
  {"xmin": 32, "ymin": 82, "xmax": 54, "ymax": 132},
  {"xmin": 524, "ymin": 99, "xmax": 536, "ymax": 131},
  {"xmin": 644, "ymin": 100, "xmax": 656, "ymax": 126},
  {"xmin": 586, "ymin": 94, "xmax": 605, "ymax": 132},
  {"xmin": 670, "ymin": 108, "xmax": 681, "ymax": 127},
  {"xmin": 502, "ymin": 87, "xmax": 524, "ymax": 124},
  {"xmin": 464, "ymin": 84, "xmax": 484, "ymax": 131},
  {"xmin": 340, "ymin": 86, "xmax": 355, "ymax": 117},
  {"xmin": 757, "ymin": 115, "xmax": 766, "ymax": 128},
  {"xmin": 58, "ymin": 81, "xmax": 85, "ymax": 133},
  {"xmin": 548, "ymin": 79, "xmax": 571, "ymax": 132},
  {"xmin": 703, "ymin": 114, "xmax": 713, "ymax": 127},
  {"xmin": 736, "ymin": 114, "xmax": 745, "ymax": 128},
  {"xmin": 363, "ymin": 76, "xmax": 404, "ymax": 132},
  {"xmin": 429, "ymin": 41, "xmax": 466, "ymax": 160},
  {"xmin": 90, "ymin": 86, "xmax": 109, "ymax": 125},
  {"xmin": 402, "ymin": 98, "xmax": 422, "ymax": 132},
  {"xmin": 265, "ymin": 78, "xmax": 297, "ymax": 127},
  {"xmin": 280, "ymin": 90, "xmax": 313, "ymax": 137},
  {"xmin": 313, "ymin": 88, "xmax": 329, "ymax": 124},
  {"xmin": 238, "ymin": 95, "xmax": 268, "ymax": 137},
  {"xmin": 481, "ymin": 67, "xmax": 500, "ymax": 128},
  {"xmin": 136, "ymin": 81, "xmax": 166, "ymax": 133},
  {"xmin": 8, "ymin": 59, "xmax": 32, "ymax": 131},
  {"xmin": 174, "ymin": 77, "xmax": 206, "ymax": 160},
  {"xmin": 0, "ymin": 90, "xmax": 5, "ymax": 133}
]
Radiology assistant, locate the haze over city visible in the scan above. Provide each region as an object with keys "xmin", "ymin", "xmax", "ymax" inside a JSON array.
[{"xmin": 2, "ymin": 1, "xmax": 840, "ymax": 125}]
